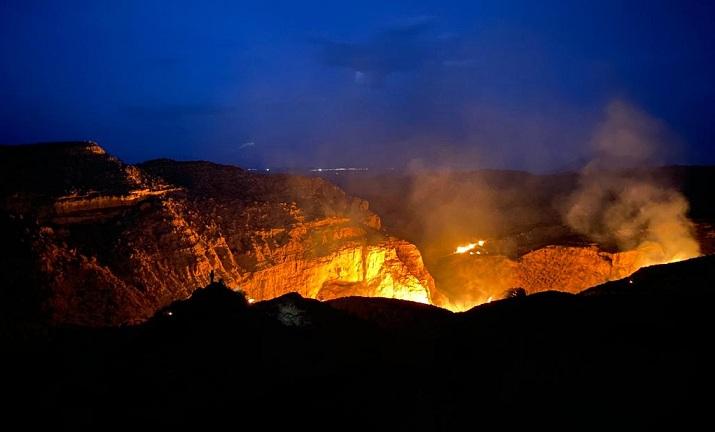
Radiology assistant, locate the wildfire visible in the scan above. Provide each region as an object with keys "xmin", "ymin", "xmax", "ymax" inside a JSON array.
[{"xmin": 454, "ymin": 240, "xmax": 485, "ymax": 254}]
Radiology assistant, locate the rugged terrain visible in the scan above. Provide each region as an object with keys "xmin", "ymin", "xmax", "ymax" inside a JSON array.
[
  {"xmin": 3, "ymin": 254, "xmax": 713, "ymax": 429},
  {"xmin": 433, "ymin": 245, "xmax": 646, "ymax": 309},
  {"xmin": 2, "ymin": 142, "xmax": 714, "ymax": 428},
  {"xmin": 2, "ymin": 142, "xmax": 713, "ymax": 323},
  {"xmin": 329, "ymin": 167, "xmax": 715, "ymax": 308},
  {"xmin": 0, "ymin": 142, "xmax": 434, "ymax": 326}
]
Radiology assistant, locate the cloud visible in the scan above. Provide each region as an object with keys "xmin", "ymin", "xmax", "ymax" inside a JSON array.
[
  {"xmin": 237, "ymin": 141, "xmax": 255, "ymax": 150},
  {"xmin": 316, "ymin": 16, "xmax": 462, "ymax": 84}
]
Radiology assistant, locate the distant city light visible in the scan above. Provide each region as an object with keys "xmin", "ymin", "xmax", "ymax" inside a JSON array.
[{"xmin": 309, "ymin": 167, "xmax": 369, "ymax": 172}]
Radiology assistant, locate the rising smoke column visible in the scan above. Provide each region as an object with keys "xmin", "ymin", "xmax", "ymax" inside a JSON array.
[{"xmin": 564, "ymin": 100, "xmax": 700, "ymax": 265}]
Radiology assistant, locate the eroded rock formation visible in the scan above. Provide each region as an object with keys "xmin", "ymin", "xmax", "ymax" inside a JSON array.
[
  {"xmin": 0, "ymin": 142, "xmax": 434, "ymax": 325},
  {"xmin": 432, "ymin": 245, "xmax": 654, "ymax": 310}
]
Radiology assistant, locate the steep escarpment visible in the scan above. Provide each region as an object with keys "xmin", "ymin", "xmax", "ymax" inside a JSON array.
[
  {"xmin": 138, "ymin": 159, "xmax": 433, "ymax": 305},
  {"xmin": 332, "ymin": 168, "xmax": 711, "ymax": 311},
  {"xmin": 0, "ymin": 143, "xmax": 434, "ymax": 326},
  {"xmin": 433, "ymin": 245, "xmax": 654, "ymax": 310},
  {"xmin": 242, "ymin": 240, "xmax": 432, "ymax": 303}
]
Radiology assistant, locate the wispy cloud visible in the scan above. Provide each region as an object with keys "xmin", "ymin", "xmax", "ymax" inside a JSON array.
[{"xmin": 315, "ymin": 16, "xmax": 466, "ymax": 85}]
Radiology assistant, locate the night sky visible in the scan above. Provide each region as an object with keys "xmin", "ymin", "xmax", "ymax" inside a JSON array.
[{"xmin": 1, "ymin": 1, "xmax": 713, "ymax": 171}]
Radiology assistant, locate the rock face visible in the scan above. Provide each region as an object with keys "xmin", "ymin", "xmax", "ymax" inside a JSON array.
[
  {"xmin": 0, "ymin": 142, "xmax": 434, "ymax": 326},
  {"xmin": 243, "ymin": 241, "xmax": 432, "ymax": 303},
  {"xmin": 331, "ymin": 168, "xmax": 712, "ymax": 311},
  {"xmin": 432, "ymin": 245, "xmax": 648, "ymax": 310}
]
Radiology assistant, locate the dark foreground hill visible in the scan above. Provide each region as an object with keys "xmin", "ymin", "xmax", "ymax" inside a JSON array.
[{"xmin": 2, "ymin": 255, "xmax": 714, "ymax": 429}]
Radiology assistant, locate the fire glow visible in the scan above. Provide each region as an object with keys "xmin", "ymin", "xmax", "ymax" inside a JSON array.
[
  {"xmin": 438, "ymin": 239, "xmax": 701, "ymax": 312},
  {"xmin": 454, "ymin": 240, "xmax": 485, "ymax": 254}
]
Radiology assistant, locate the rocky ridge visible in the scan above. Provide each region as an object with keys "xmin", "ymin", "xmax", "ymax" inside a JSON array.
[
  {"xmin": 0, "ymin": 142, "xmax": 434, "ymax": 325},
  {"xmin": 435, "ymin": 245, "xmax": 657, "ymax": 310}
]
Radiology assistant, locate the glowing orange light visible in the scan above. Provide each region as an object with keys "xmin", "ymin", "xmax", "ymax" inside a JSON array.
[
  {"xmin": 455, "ymin": 243, "xmax": 477, "ymax": 254},
  {"xmin": 454, "ymin": 240, "xmax": 486, "ymax": 254}
]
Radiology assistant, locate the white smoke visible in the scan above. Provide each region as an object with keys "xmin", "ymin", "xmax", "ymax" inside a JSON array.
[{"xmin": 564, "ymin": 100, "xmax": 700, "ymax": 264}]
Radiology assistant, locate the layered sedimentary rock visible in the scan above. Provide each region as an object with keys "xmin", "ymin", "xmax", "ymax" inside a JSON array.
[
  {"xmin": 244, "ymin": 241, "xmax": 432, "ymax": 303},
  {"xmin": 433, "ymin": 245, "xmax": 651, "ymax": 310},
  {"xmin": 0, "ymin": 142, "xmax": 434, "ymax": 326}
]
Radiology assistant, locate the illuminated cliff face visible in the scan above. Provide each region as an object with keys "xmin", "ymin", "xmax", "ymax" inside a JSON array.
[
  {"xmin": 3, "ymin": 142, "xmax": 711, "ymax": 325},
  {"xmin": 432, "ymin": 244, "xmax": 700, "ymax": 311},
  {"xmin": 435, "ymin": 189, "xmax": 702, "ymax": 311},
  {"xmin": 243, "ymin": 242, "xmax": 433, "ymax": 304},
  {"xmin": 0, "ymin": 144, "xmax": 437, "ymax": 325},
  {"xmin": 40, "ymin": 193, "xmax": 434, "ymax": 324}
]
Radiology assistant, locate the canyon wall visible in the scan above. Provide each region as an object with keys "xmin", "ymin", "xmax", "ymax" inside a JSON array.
[
  {"xmin": 333, "ymin": 168, "xmax": 711, "ymax": 311},
  {"xmin": 432, "ymin": 245, "xmax": 650, "ymax": 311},
  {"xmin": 0, "ymin": 143, "xmax": 434, "ymax": 326},
  {"xmin": 243, "ymin": 241, "xmax": 432, "ymax": 303}
]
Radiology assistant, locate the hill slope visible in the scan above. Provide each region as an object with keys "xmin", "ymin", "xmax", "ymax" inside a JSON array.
[
  {"xmin": 0, "ymin": 142, "xmax": 435, "ymax": 325},
  {"xmin": 3, "ymin": 255, "xmax": 713, "ymax": 428}
]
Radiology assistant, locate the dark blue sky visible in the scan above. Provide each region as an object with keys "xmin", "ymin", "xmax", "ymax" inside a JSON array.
[{"xmin": 1, "ymin": 0, "xmax": 713, "ymax": 170}]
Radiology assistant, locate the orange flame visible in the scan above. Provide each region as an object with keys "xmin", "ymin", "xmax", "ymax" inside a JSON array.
[{"xmin": 454, "ymin": 240, "xmax": 485, "ymax": 254}]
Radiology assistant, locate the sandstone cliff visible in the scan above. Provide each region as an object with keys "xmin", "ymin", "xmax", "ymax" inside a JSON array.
[{"xmin": 0, "ymin": 143, "xmax": 434, "ymax": 326}]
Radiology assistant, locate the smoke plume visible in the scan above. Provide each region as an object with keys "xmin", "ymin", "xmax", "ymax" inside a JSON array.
[
  {"xmin": 564, "ymin": 100, "xmax": 700, "ymax": 264},
  {"xmin": 405, "ymin": 162, "xmax": 498, "ymax": 260}
]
